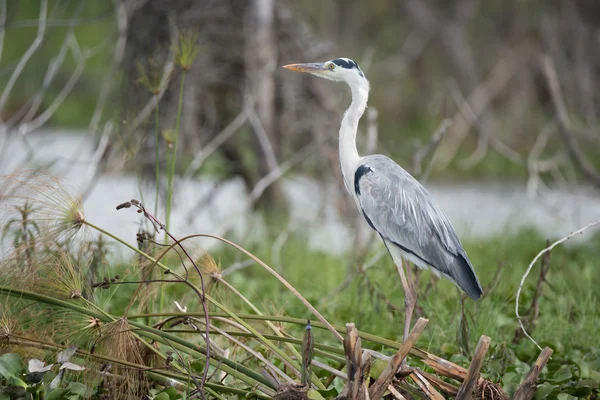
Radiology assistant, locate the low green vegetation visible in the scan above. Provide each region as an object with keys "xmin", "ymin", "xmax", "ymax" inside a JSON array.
[{"xmin": 0, "ymin": 171, "xmax": 598, "ymax": 399}]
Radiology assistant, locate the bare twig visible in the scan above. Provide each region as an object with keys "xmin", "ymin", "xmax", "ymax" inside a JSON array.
[
  {"xmin": 248, "ymin": 140, "xmax": 318, "ymax": 203},
  {"xmin": 414, "ymin": 369, "xmax": 458, "ymax": 396},
  {"xmin": 210, "ymin": 324, "xmax": 296, "ymax": 385},
  {"xmin": 542, "ymin": 55, "xmax": 600, "ymax": 187},
  {"xmin": 0, "ymin": 0, "xmax": 47, "ymax": 120},
  {"xmin": 184, "ymin": 108, "xmax": 249, "ymax": 178},
  {"xmin": 432, "ymin": 48, "xmax": 524, "ymax": 170},
  {"xmin": 387, "ymin": 384, "xmax": 408, "ymax": 400},
  {"xmin": 248, "ymin": 105, "xmax": 278, "ymax": 172},
  {"xmin": 18, "ymin": 34, "xmax": 95, "ymax": 135},
  {"xmin": 516, "ymin": 220, "xmax": 600, "ymax": 350},
  {"xmin": 412, "ymin": 118, "xmax": 452, "ymax": 178},
  {"xmin": 5, "ymin": 30, "xmax": 71, "ymax": 129},
  {"xmin": 88, "ymin": 0, "xmax": 128, "ymax": 135}
]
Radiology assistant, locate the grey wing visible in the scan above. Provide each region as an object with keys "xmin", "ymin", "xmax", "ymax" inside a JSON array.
[{"xmin": 355, "ymin": 155, "xmax": 483, "ymax": 300}]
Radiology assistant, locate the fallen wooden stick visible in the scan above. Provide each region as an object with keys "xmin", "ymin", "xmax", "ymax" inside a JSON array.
[
  {"xmin": 416, "ymin": 369, "xmax": 459, "ymax": 396},
  {"xmin": 456, "ymin": 335, "xmax": 491, "ymax": 400},
  {"xmin": 513, "ymin": 347, "xmax": 554, "ymax": 400},
  {"xmin": 369, "ymin": 318, "xmax": 428, "ymax": 399},
  {"xmin": 410, "ymin": 348, "xmax": 472, "ymax": 382},
  {"xmin": 410, "ymin": 370, "xmax": 444, "ymax": 400}
]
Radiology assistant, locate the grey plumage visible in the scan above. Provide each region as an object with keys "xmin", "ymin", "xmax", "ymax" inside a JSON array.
[
  {"xmin": 354, "ymin": 154, "xmax": 483, "ymax": 300},
  {"xmin": 283, "ymin": 57, "xmax": 482, "ymax": 341}
]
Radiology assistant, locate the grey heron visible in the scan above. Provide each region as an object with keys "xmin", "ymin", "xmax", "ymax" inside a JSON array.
[{"xmin": 283, "ymin": 58, "xmax": 483, "ymax": 340}]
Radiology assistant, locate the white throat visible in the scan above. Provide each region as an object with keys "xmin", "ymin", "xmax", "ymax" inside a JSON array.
[{"xmin": 339, "ymin": 79, "xmax": 369, "ymax": 197}]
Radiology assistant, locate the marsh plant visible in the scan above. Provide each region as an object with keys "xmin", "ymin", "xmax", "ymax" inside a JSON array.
[{"xmin": 1, "ymin": 25, "xmax": 597, "ymax": 400}]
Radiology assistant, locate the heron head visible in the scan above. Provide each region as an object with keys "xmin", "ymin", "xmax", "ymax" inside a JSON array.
[{"xmin": 283, "ymin": 58, "xmax": 366, "ymax": 86}]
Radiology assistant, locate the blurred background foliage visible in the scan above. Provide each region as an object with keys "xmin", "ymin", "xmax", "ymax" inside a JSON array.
[{"xmin": 3, "ymin": 0, "xmax": 600, "ymax": 189}]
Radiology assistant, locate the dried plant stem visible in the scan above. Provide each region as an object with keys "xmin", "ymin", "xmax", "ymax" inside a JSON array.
[
  {"xmin": 164, "ymin": 329, "xmax": 345, "ymax": 362},
  {"xmin": 178, "ymin": 233, "xmax": 343, "ymax": 342},
  {"xmin": 217, "ymin": 277, "xmax": 325, "ymax": 389},
  {"xmin": 513, "ymin": 347, "xmax": 554, "ymax": 400},
  {"xmin": 0, "ymin": 0, "xmax": 47, "ymax": 113},
  {"xmin": 456, "ymin": 335, "xmax": 490, "ymax": 400},
  {"xmin": 82, "ymin": 220, "xmax": 309, "ymax": 388},
  {"xmin": 410, "ymin": 370, "xmax": 445, "ymax": 400},
  {"xmin": 175, "ymin": 311, "xmax": 481, "ymax": 378},
  {"xmin": 0, "ymin": 286, "xmax": 272, "ymax": 390}
]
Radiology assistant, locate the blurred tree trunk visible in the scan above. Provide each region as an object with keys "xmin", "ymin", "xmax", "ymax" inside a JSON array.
[{"xmin": 245, "ymin": 0, "xmax": 287, "ymax": 212}]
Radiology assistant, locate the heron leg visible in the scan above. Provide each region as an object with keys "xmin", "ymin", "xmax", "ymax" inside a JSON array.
[{"xmin": 395, "ymin": 259, "xmax": 417, "ymax": 343}]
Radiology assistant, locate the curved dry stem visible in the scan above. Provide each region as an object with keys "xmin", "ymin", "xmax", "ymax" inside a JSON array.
[
  {"xmin": 166, "ymin": 233, "xmax": 344, "ymax": 343},
  {"xmin": 515, "ymin": 219, "xmax": 600, "ymax": 350}
]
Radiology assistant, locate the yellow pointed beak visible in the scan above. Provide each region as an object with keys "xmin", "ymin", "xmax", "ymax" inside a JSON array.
[{"xmin": 283, "ymin": 62, "xmax": 327, "ymax": 73}]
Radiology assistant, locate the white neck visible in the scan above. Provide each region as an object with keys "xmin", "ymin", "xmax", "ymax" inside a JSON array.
[{"xmin": 339, "ymin": 80, "xmax": 369, "ymax": 196}]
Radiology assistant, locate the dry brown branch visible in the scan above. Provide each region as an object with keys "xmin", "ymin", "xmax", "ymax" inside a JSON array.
[
  {"xmin": 18, "ymin": 35, "xmax": 96, "ymax": 135},
  {"xmin": 410, "ymin": 370, "xmax": 444, "ymax": 400},
  {"xmin": 542, "ymin": 55, "xmax": 600, "ymax": 187},
  {"xmin": 512, "ymin": 347, "xmax": 553, "ymax": 400},
  {"xmin": 386, "ymin": 384, "xmax": 407, "ymax": 400},
  {"xmin": 456, "ymin": 335, "xmax": 490, "ymax": 400},
  {"xmin": 409, "ymin": 347, "xmax": 476, "ymax": 383},
  {"xmin": 412, "ymin": 118, "xmax": 452, "ymax": 178},
  {"xmin": 339, "ymin": 323, "xmax": 369, "ymax": 400},
  {"xmin": 368, "ymin": 318, "xmax": 428, "ymax": 399},
  {"xmin": 431, "ymin": 47, "xmax": 525, "ymax": 171},
  {"xmin": 414, "ymin": 369, "xmax": 458, "ymax": 396},
  {"xmin": 88, "ymin": 0, "xmax": 129, "ymax": 135},
  {"xmin": 0, "ymin": 0, "xmax": 47, "ymax": 118},
  {"xmin": 183, "ymin": 108, "xmax": 249, "ymax": 178},
  {"xmin": 5, "ymin": 29, "xmax": 71, "ymax": 130}
]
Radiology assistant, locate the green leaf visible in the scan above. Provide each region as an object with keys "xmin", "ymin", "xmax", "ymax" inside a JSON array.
[
  {"xmin": 307, "ymin": 389, "xmax": 326, "ymax": 400},
  {"xmin": 551, "ymin": 365, "xmax": 573, "ymax": 383},
  {"xmin": 0, "ymin": 393, "xmax": 10, "ymax": 400},
  {"xmin": 557, "ymin": 394, "xmax": 577, "ymax": 400},
  {"xmin": 576, "ymin": 379, "xmax": 599, "ymax": 389},
  {"xmin": 153, "ymin": 393, "xmax": 171, "ymax": 400},
  {"xmin": 67, "ymin": 382, "xmax": 94, "ymax": 398},
  {"xmin": 0, "ymin": 353, "xmax": 25, "ymax": 376},
  {"xmin": 7, "ymin": 374, "xmax": 28, "ymax": 388},
  {"xmin": 534, "ymin": 382, "xmax": 557, "ymax": 399},
  {"xmin": 162, "ymin": 387, "xmax": 178, "ymax": 398},
  {"xmin": 47, "ymin": 388, "xmax": 70, "ymax": 400},
  {"xmin": 316, "ymin": 387, "xmax": 338, "ymax": 399},
  {"xmin": 370, "ymin": 359, "xmax": 387, "ymax": 379}
]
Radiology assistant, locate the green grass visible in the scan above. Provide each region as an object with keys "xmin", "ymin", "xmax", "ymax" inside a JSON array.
[
  {"xmin": 207, "ymin": 227, "xmax": 600, "ymax": 359},
  {"xmin": 2, "ymin": 170, "xmax": 599, "ymax": 398},
  {"xmin": 91, "ymin": 224, "xmax": 600, "ymax": 397}
]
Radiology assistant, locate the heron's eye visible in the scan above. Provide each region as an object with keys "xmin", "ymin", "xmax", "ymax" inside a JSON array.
[{"xmin": 328, "ymin": 63, "xmax": 335, "ymax": 70}]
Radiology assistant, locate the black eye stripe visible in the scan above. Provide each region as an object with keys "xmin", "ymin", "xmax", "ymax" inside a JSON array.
[{"xmin": 332, "ymin": 58, "xmax": 358, "ymax": 70}]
